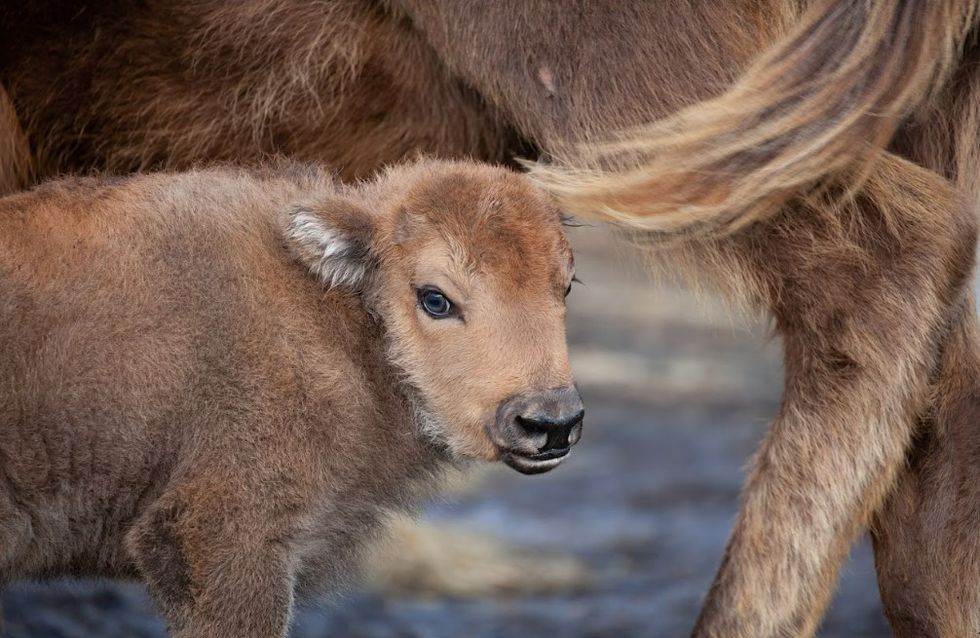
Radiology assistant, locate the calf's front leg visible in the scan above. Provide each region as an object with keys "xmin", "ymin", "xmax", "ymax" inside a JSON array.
[
  {"xmin": 689, "ymin": 157, "xmax": 976, "ymax": 637},
  {"xmin": 126, "ymin": 486, "xmax": 295, "ymax": 638}
]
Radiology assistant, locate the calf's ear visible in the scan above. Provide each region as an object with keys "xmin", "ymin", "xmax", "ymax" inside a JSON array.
[{"xmin": 283, "ymin": 196, "xmax": 376, "ymax": 289}]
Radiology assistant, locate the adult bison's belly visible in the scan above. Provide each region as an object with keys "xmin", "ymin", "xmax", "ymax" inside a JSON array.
[{"xmin": 1, "ymin": 0, "xmax": 514, "ymax": 184}]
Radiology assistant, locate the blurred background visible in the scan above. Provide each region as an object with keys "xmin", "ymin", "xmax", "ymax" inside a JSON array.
[{"xmin": 2, "ymin": 225, "xmax": 891, "ymax": 637}]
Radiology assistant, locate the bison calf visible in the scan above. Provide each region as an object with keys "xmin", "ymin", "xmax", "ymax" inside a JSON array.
[{"xmin": 0, "ymin": 160, "xmax": 583, "ymax": 636}]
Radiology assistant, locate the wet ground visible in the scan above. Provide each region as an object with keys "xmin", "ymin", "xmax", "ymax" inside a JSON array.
[{"xmin": 3, "ymin": 228, "xmax": 891, "ymax": 637}]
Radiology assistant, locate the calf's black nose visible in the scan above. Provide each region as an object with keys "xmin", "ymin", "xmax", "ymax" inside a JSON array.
[
  {"xmin": 499, "ymin": 385, "xmax": 584, "ymax": 457},
  {"xmin": 516, "ymin": 410, "xmax": 584, "ymax": 454}
]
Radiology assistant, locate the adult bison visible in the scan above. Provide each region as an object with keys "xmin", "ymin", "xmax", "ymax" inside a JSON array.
[{"xmin": 2, "ymin": 1, "xmax": 979, "ymax": 635}]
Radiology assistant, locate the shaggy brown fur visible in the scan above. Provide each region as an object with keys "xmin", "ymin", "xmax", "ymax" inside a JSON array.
[
  {"xmin": 0, "ymin": 1, "xmax": 516, "ymax": 180},
  {"xmin": 0, "ymin": 160, "xmax": 582, "ymax": 637},
  {"xmin": 3, "ymin": 0, "xmax": 980, "ymax": 635},
  {"xmin": 0, "ymin": 84, "xmax": 29, "ymax": 196},
  {"xmin": 530, "ymin": 0, "xmax": 979, "ymax": 234}
]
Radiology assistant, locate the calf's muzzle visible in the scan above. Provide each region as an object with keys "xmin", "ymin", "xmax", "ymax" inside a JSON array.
[{"xmin": 494, "ymin": 385, "xmax": 584, "ymax": 475}]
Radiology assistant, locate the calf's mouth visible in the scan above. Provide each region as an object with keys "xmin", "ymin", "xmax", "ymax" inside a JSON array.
[{"xmin": 501, "ymin": 447, "xmax": 572, "ymax": 475}]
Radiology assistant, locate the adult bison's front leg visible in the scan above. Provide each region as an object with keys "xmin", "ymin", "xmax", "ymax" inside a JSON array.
[
  {"xmin": 126, "ymin": 485, "xmax": 295, "ymax": 638},
  {"xmin": 691, "ymin": 157, "xmax": 976, "ymax": 637}
]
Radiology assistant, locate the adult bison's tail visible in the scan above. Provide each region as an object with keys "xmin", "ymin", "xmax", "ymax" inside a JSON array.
[
  {"xmin": 528, "ymin": 0, "xmax": 980, "ymax": 235},
  {"xmin": 0, "ymin": 84, "xmax": 31, "ymax": 197}
]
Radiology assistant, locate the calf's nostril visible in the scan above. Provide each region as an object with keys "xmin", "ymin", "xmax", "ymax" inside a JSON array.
[
  {"xmin": 543, "ymin": 426, "xmax": 571, "ymax": 453},
  {"xmin": 529, "ymin": 431, "xmax": 549, "ymax": 450},
  {"xmin": 514, "ymin": 411, "xmax": 584, "ymax": 454},
  {"xmin": 514, "ymin": 414, "xmax": 548, "ymax": 436}
]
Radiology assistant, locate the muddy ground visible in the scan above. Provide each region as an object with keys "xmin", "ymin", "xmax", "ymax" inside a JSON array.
[{"xmin": 4, "ymin": 227, "xmax": 892, "ymax": 637}]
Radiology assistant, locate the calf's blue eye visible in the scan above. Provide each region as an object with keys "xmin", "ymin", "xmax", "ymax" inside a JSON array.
[{"xmin": 418, "ymin": 288, "xmax": 453, "ymax": 318}]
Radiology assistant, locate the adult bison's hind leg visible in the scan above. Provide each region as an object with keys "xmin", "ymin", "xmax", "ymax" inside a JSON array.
[
  {"xmin": 871, "ymin": 39, "xmax": 980, "ymax": 637},
  {"xmin": 690, "ymin": 156, "xmax": 976, "ymax": 637},
  {"xmin": 872, "ymin": 298, "xmax": 980, "ymax": 638}
]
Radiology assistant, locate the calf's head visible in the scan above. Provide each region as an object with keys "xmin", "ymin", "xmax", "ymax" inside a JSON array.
[{"xmin": 285, "ymin": 160, "xmax": 582, "ymax": 474}]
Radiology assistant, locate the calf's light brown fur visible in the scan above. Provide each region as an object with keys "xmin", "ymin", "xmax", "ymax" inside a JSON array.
[{"xmin": 0, "ymin": 160, "xmax": 579, "ymax": 637}]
